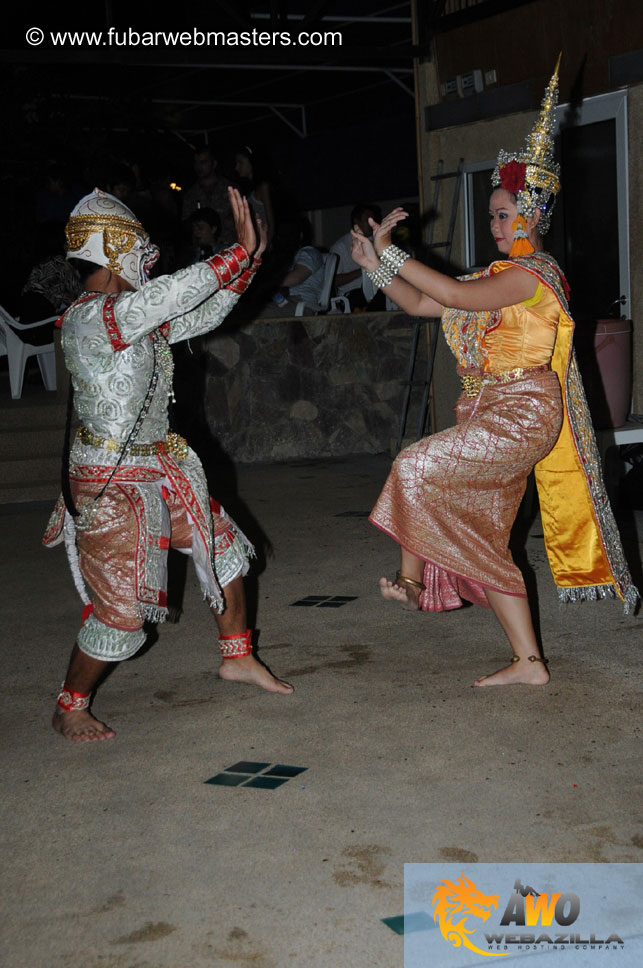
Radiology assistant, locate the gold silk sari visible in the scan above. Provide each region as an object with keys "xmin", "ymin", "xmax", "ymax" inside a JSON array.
[{"xmin": 370, "ymin": 252, "xmax": 638, "ymax": 613}]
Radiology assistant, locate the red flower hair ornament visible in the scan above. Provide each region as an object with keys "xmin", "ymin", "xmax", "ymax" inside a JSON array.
[{"xmin": 499, "ymin": 160, "xmax": 526, "ymax": 194}]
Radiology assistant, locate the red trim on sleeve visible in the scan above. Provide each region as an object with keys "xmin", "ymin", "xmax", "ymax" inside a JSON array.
[
  {"xmin": 102, "ymin": 293, "xmax": 130, "ymax": 351},
  {"xmin": 227, "ymin": 257, "xmax": 262, "ymax": 295},
  {"xmin": 205, "ymin": 243, "xmax": 250, "ymax": 288}
]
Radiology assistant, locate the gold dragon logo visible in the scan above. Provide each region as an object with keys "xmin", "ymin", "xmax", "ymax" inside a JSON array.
[{"xmin": 432, "ymin": 873, "xmax": 507, "ymax": 958}]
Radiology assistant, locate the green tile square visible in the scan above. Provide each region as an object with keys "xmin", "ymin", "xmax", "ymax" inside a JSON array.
[
  {"xmin": 382, "ymin": 911, "xmax": 435, "ymax": 935},
  {"xmin": 243, "ymin": 776, "xmax": 289, "ymax": 790},
  {"xmin": 224, "ymin": 761, "xmax": 270, "ymax": 774},
  {"xmin": 205, "ymin": 773, "xmax": 248, "ymax": 787},
  {"xmin": 381, "ymin": 915, "xmax": 405, "ymax": 935},
  {"xmin": 264, "ymin": 764, "xmax": 307, "ymax": 778}
]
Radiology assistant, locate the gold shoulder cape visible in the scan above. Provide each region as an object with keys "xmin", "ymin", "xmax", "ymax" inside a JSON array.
[{"xmin": 442, "ymin": 252, "xmax": 638, "ymax": 613}]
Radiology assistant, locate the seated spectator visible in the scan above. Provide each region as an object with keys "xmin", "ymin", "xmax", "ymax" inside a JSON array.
[
  {"xmin": 281, "ymin": 247, "xmax": 325, "ymax": 312},
  {"xmin": 187, "ymin": 207, "xmax": 223, "ymax": 262},
  {"xmin": 330, "ymin": 202, "xmax": 382, "ymax": 309},
  {"xmin": 263, "ymin": 220, "xmax": 326, "ymax": 316}
]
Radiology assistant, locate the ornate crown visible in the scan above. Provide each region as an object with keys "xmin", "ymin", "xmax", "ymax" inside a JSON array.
[{"xmin": 491, "ymin": 54, "xmax": 561, "ymax": 235}]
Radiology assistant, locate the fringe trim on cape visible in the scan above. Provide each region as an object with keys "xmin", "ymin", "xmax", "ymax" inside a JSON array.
[
  {"xmin": 140, "ymin": 604, "xmax": 169, "ymax": 624},
  {"xmin": 63, "ymin": 514, "xmax": 90, "ymax": 606},
  {"xmin": 557, "ymin": 582, "xmax": 640, "ymax": 615}
]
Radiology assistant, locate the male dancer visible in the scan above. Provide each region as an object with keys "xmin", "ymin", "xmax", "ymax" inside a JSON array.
[{"xmin": 44, "ymin": 186, "xmax": 292, "ymax": 742}]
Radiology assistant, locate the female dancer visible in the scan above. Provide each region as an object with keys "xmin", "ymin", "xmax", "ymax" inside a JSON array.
[{"xmin": 351, "ymin": 60, "xmax": 637, "ymax": 687}]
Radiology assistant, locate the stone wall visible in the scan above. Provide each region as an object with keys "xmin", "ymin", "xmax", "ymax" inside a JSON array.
[{"xmin": 192, "ymin": 312, "xmax": 431, "ymax": 463}]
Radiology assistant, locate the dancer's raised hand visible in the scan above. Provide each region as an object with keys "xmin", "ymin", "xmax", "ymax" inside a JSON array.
[
  {"xmin": 370, "ymin": 207, "xmax": 409, "ymax": 255},
  {"xmin": 350, "ymin": 225, "xmax": 379, "ymax": 271},
  {"xmin": 229, "ymin": 186, "xmax": 257, "ymax": 255}
]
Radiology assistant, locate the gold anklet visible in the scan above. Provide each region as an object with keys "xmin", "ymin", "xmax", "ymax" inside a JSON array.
[{"xmin": 395, "ymin": 571, "xmax": 426, "ymax": 592}]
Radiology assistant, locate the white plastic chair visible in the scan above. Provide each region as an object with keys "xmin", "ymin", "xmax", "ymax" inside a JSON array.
[
  {"xmin": 0, "ymin": 305, "xmax": 57, "ymax": 398},
  {"xmin": 294, "ymin": 253, "xmax": 349, "ymax": 316}
]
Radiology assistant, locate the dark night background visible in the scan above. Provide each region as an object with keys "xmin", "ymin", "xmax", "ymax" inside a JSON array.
[{"xmin": 1, "ymin": 1, "xmax": 420, "ymax": 307}]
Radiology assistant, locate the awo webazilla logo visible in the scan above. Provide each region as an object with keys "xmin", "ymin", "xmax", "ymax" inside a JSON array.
[{"xmin": 432, "ymin": 873, "xmax": 625, "ymax": 956}]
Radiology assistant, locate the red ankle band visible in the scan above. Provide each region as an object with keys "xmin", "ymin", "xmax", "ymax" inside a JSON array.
[
  {"xmin": 57, "ymin": 682, "xmax": 91, "ymax": 711},
  {"xmin": 218, "ymin": 628, "xmax": 253, "ymax": 658}
]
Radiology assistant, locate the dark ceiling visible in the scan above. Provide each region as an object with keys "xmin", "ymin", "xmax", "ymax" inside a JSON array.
[
  {"xmin": 2, "ymin": 2, "xmax": 420, "ymax": 146},
  {"xmin": 0, "ymin": 1, "xmax": 530, "ymax": 208}
]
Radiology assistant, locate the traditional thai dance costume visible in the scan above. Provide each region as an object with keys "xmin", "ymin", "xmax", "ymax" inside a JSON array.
[
  {"xmin": 369, "ymin": 59, "xmax": 638, "ymax": 615},
  {"xmin": 44, "ymin": 189, "xmax": 260, "ymax": 666}
]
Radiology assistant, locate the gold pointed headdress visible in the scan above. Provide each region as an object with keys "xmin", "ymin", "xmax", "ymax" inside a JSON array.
[{"xmin": 492, "ymin": 54, "xmax": 562, "ymax": 247}]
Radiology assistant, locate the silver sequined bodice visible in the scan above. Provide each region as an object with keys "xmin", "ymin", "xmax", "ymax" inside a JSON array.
[{"xmin": 62, "ymin": 261, "xmax": 242, "ymax": 467}]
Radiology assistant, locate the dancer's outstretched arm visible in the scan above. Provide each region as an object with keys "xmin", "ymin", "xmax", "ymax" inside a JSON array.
[
  {"xmin": 350, "ymin": 229, "xmax": 443, "ymax": 317},
  {"xmin": 364, "ymin": 209, "xmax": 539, "ymax": 311}
]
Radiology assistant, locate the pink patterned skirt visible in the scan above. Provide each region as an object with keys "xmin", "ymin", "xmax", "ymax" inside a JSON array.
[{"xmin": 370, "ymin": 371, "xmax": 563, "ymax": 611}]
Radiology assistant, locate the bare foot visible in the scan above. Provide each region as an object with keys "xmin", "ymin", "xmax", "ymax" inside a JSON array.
[
  {"xmin": 52, "ymin": 707, "xmax": 116, "ymax": 741},
  {"xmin": 218, "ymin": 654, "xmax": 294, "ymax": 694},
  {"xmin": 378, "ymin": 576, "xmax": 420, "ymax": 610},
  {"xmin": 474, "ymin": 657, "xmax": 550, "ymax": 688}
]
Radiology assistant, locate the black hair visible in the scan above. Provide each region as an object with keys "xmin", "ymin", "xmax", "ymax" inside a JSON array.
[
  {"xmin": 194, "ymin": 146, "xmax": 219, "ymax": 163},
  {"xmin": 537, "ymin": 192, "xmax": 556, "ymax": 224},
  {"xmin": 297, "ymin": 216, "xmax": 314, "ymax": 247},
  {"xmin": 67, "ymin": 258, "xmax": 104, "ymax": 285},
  {"xmin": 235, "ymin": 145, "xmax": 274, "ymax": 189},
  {"xmin": 107, "ymin": 163, "xmax": 136, "ymax": 194},
  {"xmin": 350, "ymin": 202, "xmax": 382, "ymax": 226},
  {"xmin": 188, "ymin": 207, "xmax": 221, "ymax": 233}
]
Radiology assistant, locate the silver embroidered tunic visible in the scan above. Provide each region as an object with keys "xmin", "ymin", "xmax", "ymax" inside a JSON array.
[
  {"xmin": 63, "ymin": 255, "xmax": 249, "ymax": 464},
  {"xmin": 43, "ymin": 246, "xmax": 257, "ymax": 658}
]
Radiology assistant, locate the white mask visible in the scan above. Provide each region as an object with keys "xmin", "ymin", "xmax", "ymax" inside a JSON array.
[{"xmin": 65, "ymin": 188, "xmax": 160, "ymax": 289}]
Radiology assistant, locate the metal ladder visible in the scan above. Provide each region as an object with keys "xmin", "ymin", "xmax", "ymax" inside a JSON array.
[{"xmin": 395, "ymin": 159, "xmax": 464, "ymax": 453}]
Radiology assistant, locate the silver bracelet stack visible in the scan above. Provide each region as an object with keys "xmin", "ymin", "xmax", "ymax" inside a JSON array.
[
  {"xmin": 366, "ymin": 243, "xmax": 410, "ymax": 290},
  {"xmin": 381, "ymin": 244, "xmax": 410, "ymax": 273},
  {"xmin": 366, "ymin": 263, "xmax": 396, "ymax": 289}
]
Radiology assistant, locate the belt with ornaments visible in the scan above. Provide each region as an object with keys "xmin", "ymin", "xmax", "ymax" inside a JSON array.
[
  {"xmin": 457, "ymin": 363, "xmax": 551, "ymax": 398},
  {"xmin": 77, "ymin": 425, "xmax": 189, "ymax": 460}
]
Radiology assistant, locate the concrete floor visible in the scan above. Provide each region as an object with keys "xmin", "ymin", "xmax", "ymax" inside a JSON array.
[{"xmin": 1, "ymin": 455, "xmax": 642, "ymax": 968}]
